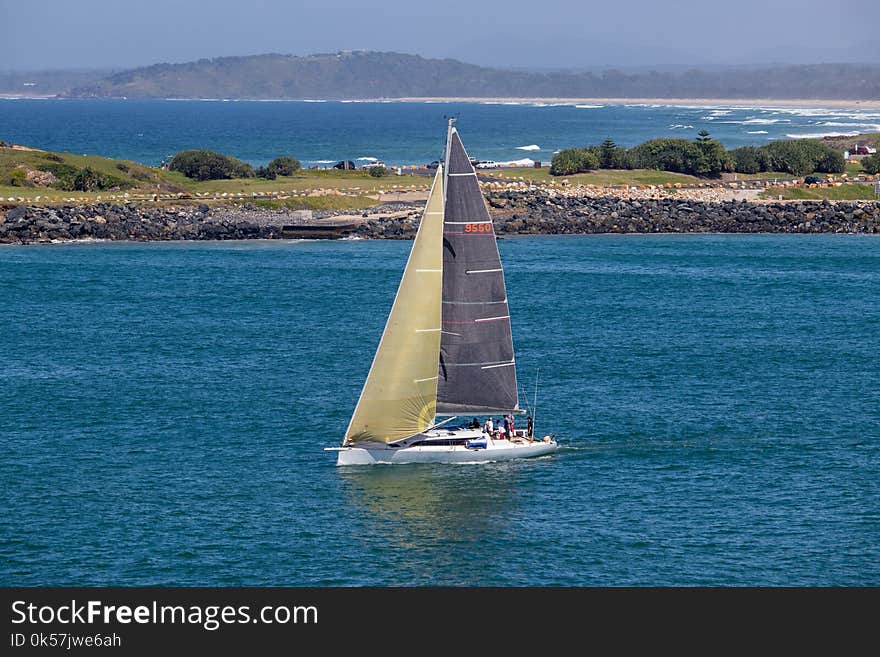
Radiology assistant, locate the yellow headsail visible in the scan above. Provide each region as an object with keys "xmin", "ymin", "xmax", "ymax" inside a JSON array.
[{"xmin": 344, "ymin": 166, "xmax": 445, "ymax": 444}]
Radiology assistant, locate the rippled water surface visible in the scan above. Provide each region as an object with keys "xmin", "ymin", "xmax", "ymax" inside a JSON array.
[
  {"xmin": 1, "ymin": 235, "xmax": 878, "ymax": 585},
  {"xmin": 2, "ymin": 98, "xmax": 878, "ymax": 167}
]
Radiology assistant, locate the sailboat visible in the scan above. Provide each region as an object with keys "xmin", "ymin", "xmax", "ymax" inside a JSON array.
[{"xmin": 326, "ymin": 120, "xmax": 558, "ymax": 465}]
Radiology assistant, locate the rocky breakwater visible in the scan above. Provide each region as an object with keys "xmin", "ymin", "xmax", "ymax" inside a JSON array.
[
  {"xmin": 486, "ymin": 191, "xmax": 880, "ymax": 234},
  {"xmin": 354, "ymin": 191, "xmax": 880, "ymax": 238},
  {"xmin": 3, "ymin": 194, "xmax": 879, "ymax": 244},
  {"xmin": 0, "ymin": 203, "xmax": 290, "ymax": 244}
]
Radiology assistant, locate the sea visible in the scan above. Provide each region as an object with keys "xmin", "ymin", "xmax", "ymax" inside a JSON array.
[
  {"xmin": 1, "ymin": 98, "xmax": 879, "ymax": 168},
  {"xmin": 1, "ymin": 235, "xmax": 878, "ymax": 585}
]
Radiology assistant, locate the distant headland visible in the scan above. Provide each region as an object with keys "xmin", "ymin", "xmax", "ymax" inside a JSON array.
[{"xmin": 2, "ymin": 52, "xmax": 878, "ymax": 102}]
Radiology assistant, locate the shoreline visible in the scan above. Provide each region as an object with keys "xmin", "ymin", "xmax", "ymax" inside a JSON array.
[
  {"xmin": 2, "ymin": 195, "xmax": 878, "ymax": 244},
  {"xmin": 389, "ymin": 97, "xmax": 880, "ymax": 110},
  {"xmin": 2, "ymin": 95, "xmax": 878, "ymax": 109}
]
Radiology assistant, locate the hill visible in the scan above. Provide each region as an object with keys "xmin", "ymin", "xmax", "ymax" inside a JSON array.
[{"xmin": 61, "ymin": 52, "xmax": 880, "ymax": 100}]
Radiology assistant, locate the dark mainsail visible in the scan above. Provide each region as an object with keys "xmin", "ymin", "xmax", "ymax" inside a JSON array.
[{"xmin": 436, "ymin": 124, "xmax": 520, "ymax": 415}]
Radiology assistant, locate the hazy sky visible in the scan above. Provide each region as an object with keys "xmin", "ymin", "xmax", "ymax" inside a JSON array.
[{"xmin": 2, "ymin": 0, "xmax": 878, "ymax": 71}]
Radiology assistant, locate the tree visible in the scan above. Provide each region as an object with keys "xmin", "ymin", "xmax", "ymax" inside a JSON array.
[
  {"xmin": 255, "ymin": 165, "xmax": 276, "ymax": 180},
  {"xmin": 267, "ymin": 156, "xmax": 301, "ymax": 177},
  {"xmin": 368, "ymin": 165, "xmax": 389, "ymax": 177},
  {"xmin": 594, "ymin": 138, "xmax": 633, "ymax": 169},
  {"xmin": 860, "ymin": 153, "xmax": 880, "ymax": 175},
  {"xmin": 694, "ymin": 134, "xmax": 733, "ymax": 177},
  {"xmin": 169, "ymin": 150, "xmax": 254, "ymax": 181},
  {"xmin": 550, "ymin": 148, "xmax": 599, "ymax": 176}
]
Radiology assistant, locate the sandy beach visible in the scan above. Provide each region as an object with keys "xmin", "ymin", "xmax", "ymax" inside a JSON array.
[
  {"xmin": 2, "ymin": 95, "xmax": 878, "ymax": 109},
  {"xmin": 389, "ymin": 97, "xmax": 880, "ymax": 110}
]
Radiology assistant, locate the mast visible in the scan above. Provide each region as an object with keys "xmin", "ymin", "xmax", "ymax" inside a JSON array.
[
  {"xmin": 436, "ymin": 124, "xmax": 520, "ymax": 415},
  {"xmin": 344, "ymin": 166, "xmax": 446, "ymax": 444}
]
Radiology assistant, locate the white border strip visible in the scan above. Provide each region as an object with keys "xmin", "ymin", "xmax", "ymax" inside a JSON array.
[{"xmin": 481, "ymin": 361, "xmax": 516, "ymax": 370}]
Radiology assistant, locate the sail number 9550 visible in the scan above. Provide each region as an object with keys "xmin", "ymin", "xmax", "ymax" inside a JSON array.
[{"xmin": 464, "ymin": 223, "xmax": 492, "ymax": 233}]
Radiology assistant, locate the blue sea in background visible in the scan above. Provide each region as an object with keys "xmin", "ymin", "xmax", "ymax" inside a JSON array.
[
  {"xmin": 1, "ymin": 235, "xmax": 878, "ymax": 585},
  {"xmin": 2, "ymin": 98, "xmax": 879, "ymax": 168}
]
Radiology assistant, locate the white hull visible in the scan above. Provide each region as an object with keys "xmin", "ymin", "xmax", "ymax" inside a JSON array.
[{"xmin": 328, "ymin": 429, "xmax": 558, "ymax": 465}]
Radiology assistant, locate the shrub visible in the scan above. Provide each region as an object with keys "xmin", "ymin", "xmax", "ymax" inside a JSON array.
[
  {"xmin": 764, "ymin": 139, "xmax": 844, "ymax": 176},
  {"xmin": 255, "ymin": 165, "xmax": 276, "ymax": 180},
  {"xmin": 550, "ymin": 148, "xmax": 599, "ymax": 176},
  {"xmin": 860, "ymin": 153, "xmax": 880, "ymax": 175},
  {"xmin": 630, "ymin": 138, "xmax": 706, "ymax": 175},
  {"xmin": 43, "ymin": 152, "xmax": 64, "ymax": 163},
  {"xmin": 730, "ymin": 146, "xmax": 770, "ymax": 174},
  {"xmin": 37, "ymin": 162, "xmax": 81, "ymax": 189},
  {"xmin": 368, "ymin": 165, "xmax": 388, "ymax": 177},
  {"xmin": 116, "ymin": 163, "xmax": 130, "ymax": 173},
  {"xmin": 267, "ymin": 156, "xmax": 301, "ymax": 176},
  {"xmin": 816, "ymin": 149, "xmax": 845, "ymax": 174},
  {"xmin": 7, "ymin": 169, "xmax": 29, "ymax": 187},
  {"xmin": 169, "ymin": 149, "xmax": 254, "ymax": 181},
  {"xmin": 71, "ymin": 166, "xmax": 129, "ymax": 192}
]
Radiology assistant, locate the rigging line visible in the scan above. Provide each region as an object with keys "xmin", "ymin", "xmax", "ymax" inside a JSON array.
[{"xmin": 518, "ymin": 381, "xmax": 532, "ymax": 416}]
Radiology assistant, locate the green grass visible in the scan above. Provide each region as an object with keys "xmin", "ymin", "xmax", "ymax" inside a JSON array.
[
  {"xmin": 845, "ymin": 161, "xmax": 864, "ymax": 176},
  {"xmin": 249, "ymin": 196, "xmax": 378, "ymax": 211},
  {"xmin": 759, "ymin": 184, "xmax": 878, "ymax": 201},
  {"xmin": 0, "ymin": 146, "xmax": 174, "ymax": 191},
  {"xmin": 164, "ymin": 168, "xmax": 429, "ymax": 194},
  {"xmin": 483, "ymin": 167, "xmax": 704, "ymax": 186},
  {"xmin": 724, "ymin": 171, "xmax": 802, "ymax": 181},
  {"xmin": 0, "ymin": 145, "xmax": 431, "ymax": 208}
]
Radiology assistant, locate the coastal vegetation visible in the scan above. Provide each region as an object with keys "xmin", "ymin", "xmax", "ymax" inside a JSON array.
[
  {"xmin": 0, "ymin": 143, "xmax": 429, "ymax": 207},
  {"xmin": 169, "ymin": 150, "xmax": 255, "ymax": 181},
  {"xmin": 550, "ymin": 134, "xmax": 847, "ymax": 178},
  {"xmin": 549, "ymin": 148, "xmax": 599, "ymax": 176},
  {"xmin": 0, "ymin": 147, "xmax": 163, "ymax": 191},
  {"xmin": 54, "ymin": 52, "xmax": 880, "ymax": 100},
  {"xmin": 2, "ymin": 134, "xmax": 875, "ymax": 207},
  {"xmin": 860, "ymin": 154, "xmax": 880, "ymax": 175}
]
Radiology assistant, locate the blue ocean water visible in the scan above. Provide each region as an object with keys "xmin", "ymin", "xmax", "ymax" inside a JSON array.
[
  {"xmin": 1, "ymin": 235, "xmax": 878, "ymax": 585},
  {"xmin": 1, "ymin": 99, "xmax": 879, "ymax": 168}
]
